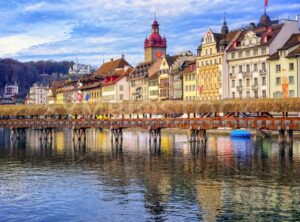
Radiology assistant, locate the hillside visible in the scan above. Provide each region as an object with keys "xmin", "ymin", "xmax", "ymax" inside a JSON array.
[{"xmin": 0, "ymin": 58, "xmax": 73, "ymax": 97}]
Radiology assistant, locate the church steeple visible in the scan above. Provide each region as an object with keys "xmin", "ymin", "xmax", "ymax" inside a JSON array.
[
  {"xmin": 221, "ymin": 15, "xmax": 229, "ymax": 37},
  {"xmin": 259, "ymin": 0, "xmax": 271, "ymax": 26},
  {"xmin": 220, "ymin": 16, "xmax": 229, "ymax": 52}
]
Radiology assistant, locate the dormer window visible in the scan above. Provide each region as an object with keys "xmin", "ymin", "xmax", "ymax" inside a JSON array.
[
  {"xmin": 263, "ymin": 36, "xmax": 268, "ymax": 43},
  {"xmin": 267, "ymin": 27, "xmax": 272, "ymax": 33}
]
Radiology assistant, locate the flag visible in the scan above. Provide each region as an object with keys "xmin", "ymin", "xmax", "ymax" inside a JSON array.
[{"xmin": 264, "ymin": 0, "xmax": 268, "ymax": 7}]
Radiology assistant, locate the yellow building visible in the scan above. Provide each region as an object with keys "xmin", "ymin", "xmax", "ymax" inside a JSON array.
[
  {"xmin": 269, "ymin": 34, "xmax": 300, "ymax": 98},
  {"xmin": 158, "ymin": 55, "xmax": 178, "ymax": 100},
  {"xmin": 148, "ymin": 58, "xmax": 162, "ymax": 101},
  {"xmin": 183, "ymin": 60, "xmax": 197, "ymax": 101},
  {"xmin": 197, "ymin": 20, "xmax": 237, "ymax": 100}
]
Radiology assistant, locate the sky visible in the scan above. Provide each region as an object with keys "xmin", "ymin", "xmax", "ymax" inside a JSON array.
[{"xmin": 0, "ymin": 0, "xmax": 299, "ymax": 67}]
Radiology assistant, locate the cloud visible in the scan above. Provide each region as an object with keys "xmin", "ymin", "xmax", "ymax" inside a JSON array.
[{"xmin": 0, "ymin": 0, "xmax": 298, "ymax": 66}]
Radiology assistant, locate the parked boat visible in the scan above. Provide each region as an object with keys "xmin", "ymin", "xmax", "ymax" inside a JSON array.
[{"xmin": 230, "ymin": 129, "xmax": 251, "ymax": 138}]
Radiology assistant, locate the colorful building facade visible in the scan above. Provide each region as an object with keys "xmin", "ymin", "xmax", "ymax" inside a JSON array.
[{"xmin": 269, "ymin": 34, "xmax": 300, "ymax": 98}]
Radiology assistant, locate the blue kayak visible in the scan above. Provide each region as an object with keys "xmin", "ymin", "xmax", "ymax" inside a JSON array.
[{"xmin": 230, "ymin": 129, "xmax": 251, "ymax": 138}]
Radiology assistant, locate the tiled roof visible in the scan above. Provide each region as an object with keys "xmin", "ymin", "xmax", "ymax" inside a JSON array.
[
  {"xmin": 94, "ymin": 58, "xmax": 131, "ymax": 77},
  {"xmin": 228, "ymin": 24, "xmax": 283, "ymax": 52},
  {"xmin": 279, "ymin": 33, "xmax": 300, "ymax": 50},
  {"xmin": 165, "ymin": 55, "xmax": 179, "ymax": 67},
  {"xmin": 287, "ymin": 45, "xmax": 300, "ymax": 57},
  {"xmin": 148, "ymin": 58, "xmax": 162, "ymax": 78},
  {"xmin": 129, "ymin": 61, "xmax": 153, "ymax": 80},
  {"xmin": 268, "ymin": 51, "xmax": 280, "ymax": 60},
  {"xmin": 102, "ymin": 68, "xmax": 133, "ymax": 87},
  {"xmin": 79, "ymin": 82, "xmax": 101, "ymax": 91}
]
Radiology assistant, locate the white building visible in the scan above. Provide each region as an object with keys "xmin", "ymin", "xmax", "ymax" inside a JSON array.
[
  {"xmin": 69, "ymin": 63, "xmax": 92, "ymax": 76},
  {"xmin": 4, "ymin": 82, "xmax": 18, "ymax": 98},
  {"xmin": 27, "ymin": 83, "xmax": 48, "ymax": 104},
  {"xmin": 224, "ymin": 13, "xmax": 299, "ymax": 99}
]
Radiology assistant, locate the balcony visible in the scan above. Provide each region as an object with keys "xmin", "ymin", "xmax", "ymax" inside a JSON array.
[
  {"xmin": 229, "ymin": 73, "xmax": 236, "ymax": 78},
  {"xmin": 259, "ymin": 70, "xmax": 267, "ymax": 75},
  {"xmin": 243, "ymin": 72, "xmax": 251, "ymax": 76},
  {"xmin": 237, "ymin": 86, "xmax": 243, "ymax": 91},
  {"xmin": 252, "ymin": 85, "xmax": 259, "ymax": 90}
]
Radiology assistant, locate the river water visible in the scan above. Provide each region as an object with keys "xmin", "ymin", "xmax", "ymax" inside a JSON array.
[{"xmin": 0, "ymin": 128, "xmax": 299, "ymax": 222}]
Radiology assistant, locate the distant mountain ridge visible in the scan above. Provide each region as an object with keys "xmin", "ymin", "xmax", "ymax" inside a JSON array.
[{"xmin": 0, "ymin": 58, "xmax": 73, "ymax": 97}]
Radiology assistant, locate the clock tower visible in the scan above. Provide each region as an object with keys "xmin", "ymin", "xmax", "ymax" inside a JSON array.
[{"xmin": 144, "ymin": 17, "xmax": 167, "ymax": 62}]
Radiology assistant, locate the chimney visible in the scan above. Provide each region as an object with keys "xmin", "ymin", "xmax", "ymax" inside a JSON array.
[{"xmin": 111, "ymin": 58, "xmax": 113, "ymax": 62}]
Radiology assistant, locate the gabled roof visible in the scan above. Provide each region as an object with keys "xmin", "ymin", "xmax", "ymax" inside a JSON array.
[
  {"xmin": 279, "ymin": 33, "xmax": 300, "ymax": 50},
  {"xmin": 268, "ymin": 51, "xmax": 280, "ymax": 60},
  {"xmin": 287, "ymin": 45, "xmax": 300, "ymax": 57},
  {"xmin": 148, "ymin": 58, "xmax": 162, "ymax": 78},
  {"xmin": 164, "ymin": 55, "xmax": 179, "ymax": 67},
  {"xmin": 129, "ymin": 61, "xmax": 153, "ymax": 80},
  {"xmin": 94, "ymin": 58, "xmax": 131, "ymax": 77},
  {"xmin": 102, "ymin": 68, "xmax": 133, "ymax": 87},
  {"xmin": 228, "ymin": 24, "xmax": 283, "ymax": 52}
]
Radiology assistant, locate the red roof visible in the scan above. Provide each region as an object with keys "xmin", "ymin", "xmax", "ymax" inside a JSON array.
[
  {"xmin": 228, "ymin": 24, "xmax": 283, "ymax": 52},
  {"xmin": 94, "ymin": 58, "xmax": 131, "ymax": 77},
  {"xmin": 144, "ymin": 19, "xmax": 167, "ymax": 49},
  {"xmin": 102, "ymin": 68, "xmax": 133, "ymax": 87}
]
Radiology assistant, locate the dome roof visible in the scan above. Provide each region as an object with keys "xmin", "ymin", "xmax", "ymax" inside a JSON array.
[
  {"xmin": 221, "ymin": 20, "xmax": 229, "ymax": 36},
  {"xmin": 144, "ymin": 19, "xmax": 167, "ymax": 49},
  {"xmin": 259, "ymin": 12, "xmax": 271, "ymax": 26}
]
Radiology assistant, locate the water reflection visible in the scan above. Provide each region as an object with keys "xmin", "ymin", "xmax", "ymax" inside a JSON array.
[{"xmin": 0, "ymin": 129, "xmax": 299, "ymax": 221}]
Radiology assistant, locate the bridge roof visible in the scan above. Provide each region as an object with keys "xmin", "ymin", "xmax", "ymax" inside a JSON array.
[{"xmin": 0, "ymin": 99, "xmax": 299, "ymax": 116}]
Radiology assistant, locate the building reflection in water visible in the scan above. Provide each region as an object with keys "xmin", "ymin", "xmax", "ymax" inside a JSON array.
[{"xmin": 0, "ymin": 129, "xmax": 299, "ymax": 221}]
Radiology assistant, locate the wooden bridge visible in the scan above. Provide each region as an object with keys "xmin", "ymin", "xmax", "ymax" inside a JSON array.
[{"xmin": 0, "ymin": 98, "xmax": 299, "ymax": 147}]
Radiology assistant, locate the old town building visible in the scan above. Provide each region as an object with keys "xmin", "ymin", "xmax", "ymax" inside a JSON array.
[
  {"xmin": 101, "ymin": 67, "xmax": 132, "ymax": 102},
  {"xmin": 226, "ymin": 11, "xmax": 299, "ymax": 99},
  {"xmin": 197, "ymin": 19, "xmax": 239, "ymax": 100},
  {"xmin": 183, "ymin": 60, "xmax": 197, "ymax": 101},
  {"xmin": 269, "ymin": 33, "xmax": 300, "ymax": 98},
  {"xmin": 129, "ymin": 18, "xmax": 167, "ymax": 101},
  {"xmin": 78, "ymin": 75, "xmax": 103, "ymax": 103},
  {"xmin": 158, "ymin": 55, "xmax": 178, "ymax": 100},
  {"xmin": 27, "ymin": 83, "xmax": 48, "ymax": 104},
  {"xmin": 148, "ymin": 58, "xmax": 162, "ymax": 101}
]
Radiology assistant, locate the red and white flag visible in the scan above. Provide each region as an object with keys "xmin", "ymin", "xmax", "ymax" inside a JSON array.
[{"xmin": 264, "ymin": 0, "xmax": 268, "ymax": 7}]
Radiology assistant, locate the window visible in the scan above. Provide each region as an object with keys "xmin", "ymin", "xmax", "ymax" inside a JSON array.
[
  {"xmin": 119, "ymin": 94, "xmax": 124, "ymax": 100},
  {"xmin": 276, "ymin": 77, "xmax": 281, "ymax": 85},
  {"xmin": 262, "ymin": 62, "xmax": 266, "ymax": 71},
  {"xmin": 238, "ymin": 51, "xmax": 243, "ymax": 58},
  {"xmin": 232, "ymin": 92, "xmax": 235, "ymax": 98},
  {"xmin": 119, "ymin": 85, "xmax": 124, "ymax": 91},
  {"xmin": 262, "ymin": 90, "xmax": 266, "ymax": 98},
  {"xmin": 239, "ymin": 65, "xmax": 243, "ymax": 73},
  {"xmin": 276, "ymin": 64, "xmax": 281, "ymax": 72},
  {"xmin": 246, "ymin": 79, "xmax": 250, "ymax": 87},
  {"xmin": 185, "ymin": 86, "xmax": 188, "ymax": 91},
  {"xmin": 232, "ymin": 52, "xmax": 235, "ymax": 59},
  {"xmin": 239, "ymin": 79, "xmax": 243, "ymax": 87},
  {"xmin": 131, "ymin": 81, "xmax": 135, "ymax": 87},
  {"xmin": 232, "ymin": 66, "xmax": 235, "ymax": 74},
  {"xmin": 262, "ymin": 77, "xmax": 266, "ymax": 86},
  {"xmin": 253, "ymin": 49, "xmax": 258, "ymax": 56},
  {"xmin": 273, "ymin": 91, "xmax": 282, "ymax": 98},
  {"xmin": 210, "ymin": 48, "xmax": 212, "ymax": 55},
  {"xmin": 254, "ymin": 78, "xmax": 258, "ymax": 86},
  {"xmin": 232, "ymin": 80, "xmax": 235, "ymax": 87},
  {"xmin": 246, "ymin": 50, "xmax": 250, "ymax": 57},
  {"xmin": 254, "ymin": 64, "xmax": 258, "ymax": 72},
  {"xmin": 261, "ymin": 47, "xmax": 266, "ymax": 55},
  {"xmin": 289, "ymin": 90, "xmax": 295, "ymax": 97},
  {"xmin": 289, "ymin": 76, "xmax": 294, "ymax": 84},
  {"xmin": 289, "ymin": 63, "xmax": 294, "ymax": 71},
  {"xmin": 246, "ymin": 64, "xmax": 250, "ymax": 73},
  {"xmin": 247, "ymin": 91, "xmax": 250, "ymax": 98},
  {"xmin": 205, "ymin": 49, "xmax": 208, "ymax": 55},
  {"xmin": 239, "ymin": 92, "xmax": 242, "ymax": 98},
  {"xmin": 254, "ymin": 91, "xmax": 258, "ymax": 98}
]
